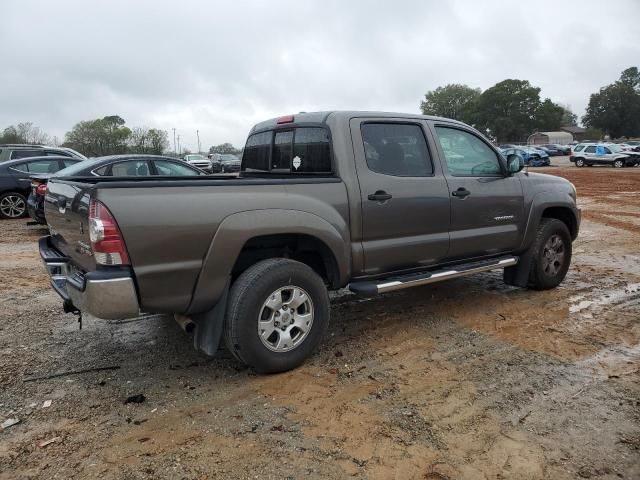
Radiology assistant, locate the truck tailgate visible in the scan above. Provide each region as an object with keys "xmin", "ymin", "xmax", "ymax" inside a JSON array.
[{"xmin": 45, "ymin": 179, "xmax": 97, "ymax": 272}]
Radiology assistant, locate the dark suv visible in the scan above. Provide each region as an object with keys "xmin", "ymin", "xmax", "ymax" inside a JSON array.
[
  {"xmin": 0, "ymin": 144, "xmax": 86, "ymax": 162},
  {"xmin": 0, "ymin": 156, "xmax": 81, "ymax": 219}
]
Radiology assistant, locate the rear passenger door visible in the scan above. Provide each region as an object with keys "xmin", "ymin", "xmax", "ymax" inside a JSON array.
[
  {"xmin": 430, "ymin": 124, "xmax": 524, "ymax": 260},
  {"xmin": 350, "ymin": 118, "xmax": 451, "ymax": 275}
]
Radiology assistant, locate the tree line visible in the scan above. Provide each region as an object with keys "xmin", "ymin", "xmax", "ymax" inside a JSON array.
[
  {"xmin": 0, "ymin": 115, "xmax": 243, "ymax": 158},
  {"xmin": 420, "ymin": 66, "xmax": 639, "ymax": 142}
]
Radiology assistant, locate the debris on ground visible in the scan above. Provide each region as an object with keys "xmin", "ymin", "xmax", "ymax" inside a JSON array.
[
  {"xmin": 1, "ymin": 418, "xmax": 20, "ymax": 430},
  {"xmin": 124, "ymin": 394, "xmax": 146, "ymax": 404}
]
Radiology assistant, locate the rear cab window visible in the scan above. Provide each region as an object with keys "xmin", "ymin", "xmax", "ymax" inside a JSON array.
[{"xmin": 242, "ymin": 127, "xmax": 332, "ymax": 174}]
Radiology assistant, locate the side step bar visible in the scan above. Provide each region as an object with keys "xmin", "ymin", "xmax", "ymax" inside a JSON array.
[{"xmin": 349, "ymin": 256, "xmax": 518, "ymax": 296}]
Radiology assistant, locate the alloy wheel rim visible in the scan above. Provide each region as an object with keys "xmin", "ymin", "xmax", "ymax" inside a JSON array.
[
  {"xmin": 0, "ymin": 195, "xmax": 25, "ymax": 218},
  {"xmin": 542, "ymin": 234, "xmax": 565, "ymax": 277},
  {"xmin": 258, "ymin": 285, "xmax": 314, "ymax": 353}
]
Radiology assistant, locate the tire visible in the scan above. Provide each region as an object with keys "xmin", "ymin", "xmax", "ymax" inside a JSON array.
[
  {"xmin": 528, "ymin": 218, "xmax": 572, "ymax": 290},
  {"xmin": 224, "ymin": 258, "xmax": 330, "ymax": 373},
  {"xmin": 0, "ymin": 192, "xmax": 27, "ymax": 219},
  {"xmin": 613, "ymin": 159, "xmax": 624, "ymax": 168},
  {"xmin": 575, "ymin": 158, "xmax": 585, "ymax": 167}
]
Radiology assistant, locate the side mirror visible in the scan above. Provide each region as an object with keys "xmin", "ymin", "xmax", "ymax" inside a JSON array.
[{"xmin": 507, "ymin": 154, "xmax": 525, "ymax": 174}]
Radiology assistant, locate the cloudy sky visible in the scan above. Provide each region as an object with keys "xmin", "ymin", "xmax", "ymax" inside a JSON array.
[{"xmin": 1, "ymin": 0, "xmax": 639, "ymax": 151}]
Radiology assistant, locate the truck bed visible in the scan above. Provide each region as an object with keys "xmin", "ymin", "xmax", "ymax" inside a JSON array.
[{"xmin": 44, "ymin": 175, "xmax": 349, "ymax": 315}]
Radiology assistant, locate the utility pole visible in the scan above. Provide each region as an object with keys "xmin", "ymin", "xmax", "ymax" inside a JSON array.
[
  {"xmin": 196, "ymin": 130, "xmax": 201, "ymax": 154},
  {"xmin": 177, "ymin": 134, "xmax": 181, "ymax": 156},
  {"xmin": 172, "ymin": 128, "xmax": 176, "ymax": 155}
]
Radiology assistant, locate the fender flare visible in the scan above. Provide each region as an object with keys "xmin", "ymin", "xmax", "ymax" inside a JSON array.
[{"xmin": 186, "ymin": 208, "xmax": 350, "ymax": 314}]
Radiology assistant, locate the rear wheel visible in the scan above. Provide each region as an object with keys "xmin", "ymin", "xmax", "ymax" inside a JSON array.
[
  {"xmin": 0, "ymin": 192, "xmax": 27, "ymax": 219},
  {"xmin": 613, "ymin": 159, "xmax": 624, "ymax": 168},
  {"xmin": 528, "ymin": 218, "xmax": 572, "ymax": 290},
  {"xmin": 224, "ymin": 258, "xmax": 330, "ymax": 373},
  {"xmin": 575, "ymin": 158, "xmax": 585, "ymax": 167}
]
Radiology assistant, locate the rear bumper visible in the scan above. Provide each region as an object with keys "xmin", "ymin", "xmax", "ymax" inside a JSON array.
[{"xmin": 39, "ymin": 236, "xmax": 140, "ymax": 319}]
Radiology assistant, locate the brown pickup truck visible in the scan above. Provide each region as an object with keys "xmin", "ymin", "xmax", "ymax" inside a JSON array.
[{"xmin": 40, "ymin": 111, "xmax": 580, "ymax": 372}]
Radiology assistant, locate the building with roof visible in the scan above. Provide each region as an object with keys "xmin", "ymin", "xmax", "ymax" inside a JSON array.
[
  {"xmin": 527, "ymin": 131, "xmax": 574, "ymax": 145},
  {"xmin": 560, "ymin": 126, "xmax": 587, "ymax": 141}
]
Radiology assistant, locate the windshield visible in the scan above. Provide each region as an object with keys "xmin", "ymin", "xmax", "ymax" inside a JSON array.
[{"xmin": 607, "ymin": 144, "xmax": 623, "ymax": 153}]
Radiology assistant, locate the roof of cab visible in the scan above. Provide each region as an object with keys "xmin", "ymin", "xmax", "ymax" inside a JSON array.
[{"xmin": 249, "ymin": 111, "xmax": 466, "ymax": 133}]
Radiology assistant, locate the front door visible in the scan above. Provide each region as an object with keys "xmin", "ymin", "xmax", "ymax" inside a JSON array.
[
  {"xmin": 350, "ymin": 118, "xmax": 451, "ymax": 275},
  {"xmin": 430, "ymin": 124, "xmax": 524, "ymax": 260}
]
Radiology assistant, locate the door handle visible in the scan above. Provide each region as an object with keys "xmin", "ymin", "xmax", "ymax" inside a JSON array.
[
  {"xmin": 368, "ymin": 190, "xmax": 392, "ymax": 202},
  {"xmin": 452, "ymin": 187, "xmax": 470, "ymax": 198}
]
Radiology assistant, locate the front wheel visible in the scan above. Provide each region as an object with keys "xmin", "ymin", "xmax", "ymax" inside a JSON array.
[
  {"xmin": 575, "ymin": 158, "xmax": 585, "ymax": 167},
  {"xmin": 528, "ymin": 218, "xmax": 572, "ymax": 290},
  {"xmin": 224, "ymin": 258, "xmax": 330, "ymax": 373},
  {"xmin": 613, "ymin": 159, "xmax": 624, "ymax": 168}
]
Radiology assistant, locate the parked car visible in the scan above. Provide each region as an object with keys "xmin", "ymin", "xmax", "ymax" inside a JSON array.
[
  {"xmin": 0, "ymin": 156, "xmax": 79, "ymax": 219},
  {"xmin": 570, "ymin": 143, "xmax": 637, "ymax": 168},
  {"xmin": 624, "ymin": 140, "xmax": 640, "ymax": 152},
  {"xmin": 498, "ymin": 144, "xmax": 518, "ymax": 150},
  {"xmin": 184, "ymin": 154, "xmax": 213, "ymax": 173},
  {"xmin": 207, "ymin": 154, "xmax": 223, "ymax": 173},
  {"xmin": 540, "ymin": 144, "xmax": 570, "ymax": 156},
  {"xmin": 0, "ymin": 144, "xmax": 86, "ymax": 162},
  {"xmin": 26, "ymin": 155, "xmax": 204, "ymax": 224},
  {"xmin": 502, "ymin": 147, "xmax": 550, "ymax": 166},
  {"xmin": 219, "ymin": 153, "xmax": 241, "ymax": 173},
  {"xmin": 530, "ymin": 145, "xmax": 556, "ymax": 156},
  {"xmin": 40, "ymin": 111, "xmax": 580, "ymax": 373}
]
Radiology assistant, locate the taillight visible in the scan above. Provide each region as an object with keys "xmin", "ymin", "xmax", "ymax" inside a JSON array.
[
  {"xmin": 36, "ymin": 184, "xmax": 47, "ymax": 196},
  {"xmin": 89, "ymin": 199, "xmax": 130, "ymax": 265}
]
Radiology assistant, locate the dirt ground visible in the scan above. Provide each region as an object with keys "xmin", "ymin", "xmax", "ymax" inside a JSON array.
[{"xmin": 1, "ymin": 162, "xmax": 639, "ymax": 479}]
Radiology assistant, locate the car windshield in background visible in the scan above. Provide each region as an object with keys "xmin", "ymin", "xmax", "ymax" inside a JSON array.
[
  {"xmin": 242, "ymin": 127, "xmax": 331, "ymax": 174},
  {"xmin": 185, "ymin": 154, "xmax": 206, "ymax": 160}
]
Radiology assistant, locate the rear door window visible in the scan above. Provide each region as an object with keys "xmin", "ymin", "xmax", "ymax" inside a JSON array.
[
  {"xmin": 10, "ymin": 149, "xmax": 43, "ymax": 160},
  {"xmin": 108, "ymin": 160, "xmax": 151, "ymax": 176},
  {"xmin": 25, "ymin": 159, "xmax": 61, "ymax": 173},
  {"xmin": 360, "ymin": 123, "xmax": 433, "ymax": 177}
]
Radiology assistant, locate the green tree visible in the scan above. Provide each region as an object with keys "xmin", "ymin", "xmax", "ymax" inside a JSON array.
[
  {"xmin": 560, "ymin": 107, "xmax": 578, "ymax": 127},
  {"xmin": 63, "ymin": 115, "xmax": 131, "ymax": 156},
  {"xmin": 535, "ymin": 99, "xmax": 565, "ymax": 131},
  {"xmin": 147, "ymin": 128, "xmax": 169, "ymax": 155},
  {"xmin": 475, "ymin": 79, "xmax": 541, "ymax": 142},
  {"xmin": 419, "ymin": 84, "xmax": 481, "ymax": 125},
  {"xmin": 582, "ymin": 67, "xmax": 640, "ymax": 138},
  {"xmin": 209, "ymin": 142, "xmax": 240, "ymax": 155}
]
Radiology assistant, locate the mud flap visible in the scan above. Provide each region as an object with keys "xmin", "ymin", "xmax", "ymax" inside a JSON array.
[
  {"xmin": 503, "ymin": 249, "xmax": 533, "ymax": 288},
  {"xmin": 192, "ymin": 279, "xmax": 230, "ymax": 356}
]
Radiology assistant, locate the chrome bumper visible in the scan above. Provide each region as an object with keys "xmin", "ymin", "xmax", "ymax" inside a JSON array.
[{"xmin": 39, "ymin": 236, "xmax": 140, "ymax": 320}]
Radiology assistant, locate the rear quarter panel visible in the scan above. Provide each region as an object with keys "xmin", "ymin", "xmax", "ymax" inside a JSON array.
[{"xmin": 95, "ymin": 180, "xmax": 350, "ymax": 314}]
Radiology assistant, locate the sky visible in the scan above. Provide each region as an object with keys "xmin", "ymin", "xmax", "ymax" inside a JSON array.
[{"xmin": 1, "ymin": 0, "xmax": 639, "ymax": 151}]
